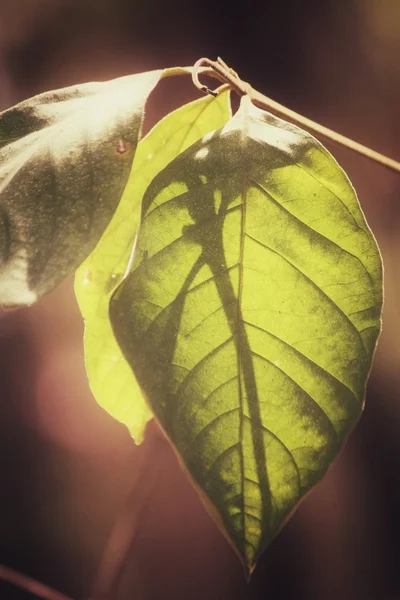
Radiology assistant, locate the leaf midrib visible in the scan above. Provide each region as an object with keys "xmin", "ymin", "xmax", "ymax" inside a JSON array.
[{"xmin": 237, "ymin": 118, "xmax": 247, "ymax": 550}]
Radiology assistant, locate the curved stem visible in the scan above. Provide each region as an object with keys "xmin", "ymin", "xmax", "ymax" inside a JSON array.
[{"xmin": 191, "ymin": 57, "xmax": 400, "ymax": 175}]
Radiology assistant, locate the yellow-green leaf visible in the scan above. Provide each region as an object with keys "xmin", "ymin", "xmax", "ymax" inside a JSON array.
[
  {"xmin": 0, "ymin": 70, "xmax": 165, "ymax": 306},
  {"xmin": 75, "ymin": 90, "xmax": 231, "ymax": 443},
  {"xmin": 110, "ymin": 96, "xmax": 383, "ymax": 570}
]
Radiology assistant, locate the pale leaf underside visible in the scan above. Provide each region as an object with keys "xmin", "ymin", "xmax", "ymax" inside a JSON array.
[{"xmin": 0, "ymin": 70, "xmax": 165, "ymax": 305}]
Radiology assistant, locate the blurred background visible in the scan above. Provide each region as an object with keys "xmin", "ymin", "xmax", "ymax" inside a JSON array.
[{"xmin": 1, "ymin": 1, "xmax": 400, "ymax": 599}]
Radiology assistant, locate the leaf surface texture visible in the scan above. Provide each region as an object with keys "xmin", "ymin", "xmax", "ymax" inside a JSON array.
[
  {"xmin": 0, "ymin": 70, "xmax": 163, "ymax": 305},
  {"xmin": 75, "ymin": 90, "xmax": 231, "ymax": 442},
  {"xmin": 109, "ymin": 95, "xmax": 382, "ymax": 570}
]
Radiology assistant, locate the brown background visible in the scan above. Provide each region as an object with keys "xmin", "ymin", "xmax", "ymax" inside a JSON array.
[{"xmin": 1, "ymin": 1, "xmax": 400, "ymax": 599}]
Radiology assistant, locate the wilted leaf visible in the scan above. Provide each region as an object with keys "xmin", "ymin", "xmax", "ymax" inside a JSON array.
[
  {"xmin": 110, "ymin": 95, "xmax": 383, "ymax": 571},
  {"xmin": 0, "ymin": 70, "xmax": 165, "ymax": 306},
  {"xmin": 75, "ymin": 89, "xmax": 231, "ymax": 443}
]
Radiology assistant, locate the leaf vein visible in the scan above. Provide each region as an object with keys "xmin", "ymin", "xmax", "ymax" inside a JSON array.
[
  {"xmin": 243, "ymin": 319, "xmax": 359, "ymax": 405},
  {"xmin": 245, "ymin": 231, "xmax": 368, "ymax": 357},
  {"xmin": 249, "ymin": 350, "xmax": 338, "ymax": 444}
]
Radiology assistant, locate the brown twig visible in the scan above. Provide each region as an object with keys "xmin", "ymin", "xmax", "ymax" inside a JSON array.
[
  {"xmin": 192, "ymin": 57, "xmax": 400, "ymax": 175},
  {"xmin": 87, "ymin": 428, "xmax": 167, "ymax": 600},
  {"xmin": 0, "ymin": 564, "xmax": 75, "ymax": 600},
  {"xmin": 192, "ymin": 57, "xmax": 248, "ymax": 97}
]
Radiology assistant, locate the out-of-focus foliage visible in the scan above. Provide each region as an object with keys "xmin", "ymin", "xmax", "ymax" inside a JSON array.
[{"xmin": 356, "ymin": 0, "xmax": 400, "ymax": 74}]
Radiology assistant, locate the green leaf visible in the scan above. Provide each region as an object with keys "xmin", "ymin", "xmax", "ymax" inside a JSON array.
[
  {"xmin": 75, "ymin": 90, "xmax": 232, "ymax": 443},
  {"xmin": 0, "ymin": 70, "xmax": 166, "ymax": 306},
  {"xmin": 109, "ymin": 95, "xmax": 382, "ymax": 572}
]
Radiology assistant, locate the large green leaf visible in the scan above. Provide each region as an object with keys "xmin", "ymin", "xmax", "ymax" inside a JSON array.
[
  {"xmin": 110, "ymin": 95, "xmax": 383, "ymax": 572},
  {"xmin": 0, "ymin": 70, "xmax": 165, "ymax": 306},
  {"xmin": 75, "ymin": 90, "xmax": 231, "ymax": 443}
]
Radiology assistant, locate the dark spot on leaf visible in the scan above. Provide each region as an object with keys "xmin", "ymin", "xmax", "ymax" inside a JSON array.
[{"xmin": 116, "ymin": 139, "xmax": 128, "ymax": 155}]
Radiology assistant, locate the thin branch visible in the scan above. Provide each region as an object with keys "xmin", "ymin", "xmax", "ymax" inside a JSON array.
[
  {"xmin": 0, "ymin": 564, "xmax": 75, "ymax": 600},
  {"xmin": 192, "ymin": 57, "xmax": 400, "ymax": 175},
  {"xmin": 249, "ymin": 88, "xmax": 400, "ymax": 174},
  {"xmin": 88, "ymin": 428, "xmax": 167, "ymax": 600}
]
